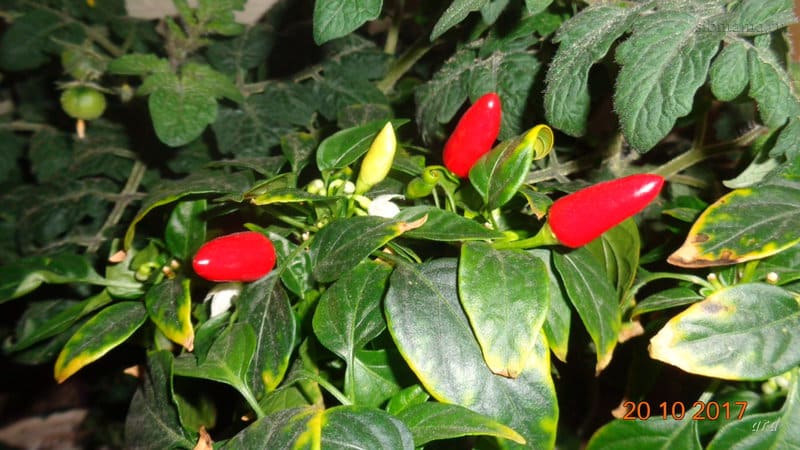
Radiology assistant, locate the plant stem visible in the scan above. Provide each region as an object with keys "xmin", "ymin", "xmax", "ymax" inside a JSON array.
[
  {"xmin": 383, "ymin": 0, "xmax": 403, "ymax": 55},
  {"xmin": 492, "ymin": 223, "xmax": 559, "ymax": 249},
  {"xmin": 238, "ymin": 384, "xmax": 266, "ymax": 419},
  {"xmin": 88, "ymin": 160, "xmax": 147, "ymax": 253},
  {"xmin": 377, "ymin": 38, "xmax": 432, "ymax": 94},
  {"xmin": 0, "ymin": 121, "xmax": 57, "ymax": 132}
]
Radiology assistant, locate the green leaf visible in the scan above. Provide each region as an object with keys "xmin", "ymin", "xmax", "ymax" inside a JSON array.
[
  {"xmin": 29, "ymin": 130, "xmax": 72, "ymax": 182},
  {"xmin": 281, "ymin": 131, "xmax": 318, "ymax": 174},
  {"xmin": 0, "ymin": 253, "xmax": 106, "ymax": 303},
  {"xmin": 650, "ymin": 283, "xmax": 800, "ymax": 380},
  {"xmin": 124, "ymin": 351, "xmax": 196, "ymax": 450},
  {"xmin": 707, "ymin": 369, "xmax": 800, "ymax": 449},
  {"xmin": 349, "ymin": 349, "xmax": 404, "ymax": 407},
  {"xmin": 770, "ymin": 116, "xmax": 800, "ymax": 159},
  {"xmin": 668, "ymin": 179, "xmax": 800, "ymax": 268},
  {"xmin": 431, "ymin": 0, "xmax": 490, "ymax": 40},
  {"xmin": 587, "ymin": 407, "xmax": 701, "ymax": 450},
  {"xmin": 314, "ymin": 74, "xmax": 388, "ymax": 121},
  {"xmin": 525, "ymin": 0, "xmax": 553, "ymax": 15},
  {"xmin": 182, "ymin": 62, "xmax": 243, "ymax": 103},
  {"xmin": 614, "ymin": 10, "xmax": 724, "ymax": 151},
  {"xmin": 459, "ymin": 243, "xmax": 548, "ymax": 378},
  {"xmin": 729, "ymin": 0, "xmax": 796, "ymax": 35},
  {"xmin": 480, "ymin": 0, "xmax": 509, "ymax": 26},
  {"xmin": 553, "ymin": 247, "xmax": 620, "ymax": 373},
  {"xmin": 147, "ymin": 72, "xmax": 218, "ymax": 147},
  {"xmin": 165, "ymin": 199, "xmax": 207, "ymax": 261},
  {"xmin": 219, "ymin": 408, "xmax": 317, "ymax": 449},
  {"xmin": 107, "ymin": 53, "xmax": 170, "ymax": 75},
  {"xmin": 313, "ymin": 0, "xmax": 383, "ymax": 44},
  {"xmin": 207, "ymin": 25, "xmax": 274, "ymax": 75},
  {"xmin": 385, "ymin": 259, "xmax": 558, "ymax": 449},
  {"xmin": 145, "ymin": 278, "xmax": 195, "ymax": 351},
  {"xmin": 710, "ymin": 41, "xmax": 749, "ymax": 101},
  {"xmin": 395, "ymin": 206, "xmax": 503, "ymax": 241},
  {"xmin": 748, "ymin": 44, "xmax": 800, "ymax": 129},
  {"xmin": 173, "ymin": 322, "xmax": 262, "ymax": 410},
  {"xmin": 396, "ymin": 402, "xmax": 526, "ymax": 446},
  {"xmin": 585, "ymin": 219, "xmax": 640, "ymax": 297},
  {"xmin": 632, "ymin": 287, "xmax": 703, "ymax": 317},
  {"xmin": 237, "ymin": 274, "xmax": 296, "ymax": 394},
  {"xmin": 530, "ymin": 249, "xmax": 571, "ymax": 363},
  {"xmin": 54, "ymin": 302, "xmax": 147, "ymax": 383},
  {"xmin": 415, "ymin": 47, "xmax": 474, "ymax": 143},
  {"xmin": 316, "ymin": 119, "xmax": 408, "ymax": 171},
  {"xmin": 312, "ymin": 261, "xmax": 391, "ymax": 362},
  {"xmin": 544, "ymin": 3, "xmax": 640, "ymax": 137},
  {"xmin": 6, "ymin": 291, "xmax": 112, "ymax": 352},
  {"xmin": 310, "ymin": 216, "xmax": 407, "ymax": 282},
  {"xmin": 386, "ymin": 385, "xmax": 430, "ymax": 415},
  {"xmin": 0, "ymin": 9, "xmax": 83, "ymax": 71},
  {"xmin": 321, "ymin": 406, "xmax": 414, "ymax": 450},
  {"xmin": 268, "ymin": 233, "xmax": 313, "ymax": 298},
  {"xmin": 469, "ymin": 137, "xmax": 533, "ymax": 210},
  {"xmin": 124, "ymin": 170, "xmax": 251, "ymax": 249}
]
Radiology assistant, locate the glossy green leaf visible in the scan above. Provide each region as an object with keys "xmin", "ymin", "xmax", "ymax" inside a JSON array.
[
  {"xmin": 268, "ymin": 233, "xmax": 313, "ymax": 298},
  {"xmin": 0, "ymin": 253, "xmax": 106, "ymax": 303},
  {"xmin": 395, "ymin": 206, "xmax": 503, "ymax": 241},
  {"xmin": 396, "ymin": 402, "xmax": 525, "ymax": 446},
  {"xmin": 312, "ymin": 260, "xmax": 390, "ymax": 362},
  {"xmin": 313, "ymin": 0, "xmax": 383, "ymax": 44},
  {"xmin": 6, "ymin": 291, "xmax": 112, "ymax": 352},
  {"xmin": 237, "ymin": 274, "xmax": 296, "ymax": 394},
  {"xmin": 385, "ymin": 259, "xmax": 557, "ymax": 449},
  {"xmin": 311, "ymin": 216, "xmax": 408, "ymax": 283},
  {"xmin": 544, "ymin": 3, "xmax": 640, "ymax": 137},
  {"xmin": 385, "ymin": 385, "xmax": 430, "ymax": 416},
  {"xmin": 219, "ymin": 408, "xmax": 317, "ymax": 449},
  {"xmin": 587, "ymin": 406, "xmax": 702, "ymax": 450},
  {"xmin": 752, "ymin": 242, "xmax": 800, "ymax": 286},
  {"xmin": 669, "ymin": 180, "xmax": 800, "ymax": 268},
  {"xmin": 124, "ymin": 170, "xmax": 250, "ymax": 249},
  {"xmin": 530, "ymin": 249, "xmax": 571, "ymax": 363},
  {"xmin": 349, "ymin": 349, "xmax": 403, "ymax": 407},
  {"xmin": 553, "ymin": 247, "xmax": 620, "ymax": 373},
  {"xmin": 165, "ymin": 199, "xmax": 207, "ymax": 261},
  {"xmin": 710, "ymin": 41, "xmax": 749, "ymax": 101},
  {"xmin": 585, "ymin": 219, "xmax": 640, "ymax": 297},
  {"xmin": 459, "ymin": 242, "xmax": 549, "ymax": 378},
  {"xmin": 124, "ymin": 351, "xmax": 196, "ymax": 450},
  {"xmin": 173, "ymin": 322, "xmax": 262, "ymax": 412},
  {"xmin": 614, "ymin": 10, "xmax": 723, "ymax": 151},
  {"xmin": 650, "ymin": 283, "xmax": 800, "ymax": 380},
  {"xmin": 316, "ymin": 119, "xmax": 408, "ymax": 171},
  {"xmin": 707, "ymin": 370, "xmax": 800, "ymax": 449},
  {"xmin": 632, "ymin": 287, "xmax": 703, "ymax": 317},
  {"xmin": 469, "ymin": 137, "xmax": 534, "ymax": 210},
  {"xmin": 192, "ymin": 312, "xmax": 230, "ymax": 364},
  {"xmin": 431, "ymin": 0, "xmax": 489, "ymax": 40},
  {"xmin": 105, "ymin": 247, "xmax": 147, "ymax": 299},
  {"xmin": 54, "ymin": 302, "xmax": 147, "ymax": 383},
  {"xmin": 321, "ymin": 405, "xmax": 414, "ymax": 450},
  {"xmin": 145, "ymin": 278, "xmax": 195, "ymax": 351}
]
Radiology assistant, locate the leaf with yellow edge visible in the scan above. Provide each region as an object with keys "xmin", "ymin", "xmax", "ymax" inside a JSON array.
[
  {"xmin": 669, "ymin": 180, "xmax": 800, "ymax": 268},
  {"xmin": 54, "ymin": 302, "xmax": 147, "ymax": 383},
  {"xmin": 649, "ymin": 283, "xmax": 800, "ymax": 380},
  {"xmin": 145, "ymin": 278, "xmax": 195, "ymax": 351}
]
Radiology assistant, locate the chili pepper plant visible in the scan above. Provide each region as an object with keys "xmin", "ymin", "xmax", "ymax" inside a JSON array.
[{"xmin": 1, "ymin": 1, "xmax": 799, "ymax": 448}]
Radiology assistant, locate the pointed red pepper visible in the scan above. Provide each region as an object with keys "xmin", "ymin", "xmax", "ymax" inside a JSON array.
[
  {"xmin": 442, "ymin": 92, "xmax": 502, "ymax": 177},
  {"xmin": 547, "ymin": 174, "xmax": 665, "ymax": 248},
  {"xmin": 192, "ymin": 231, "xmax": 276, "ymax": 282}
]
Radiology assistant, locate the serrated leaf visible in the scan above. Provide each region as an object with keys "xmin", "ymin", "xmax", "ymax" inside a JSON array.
[
  {"xmin": 165, "ymin": 199, "xmax": 207, "ymax": 261},
  {"xmin": 148, "ymin": 72, "xmax": 218, "ymax": 147},
  {"xmin": 770, "ymin": 116, "xmax": 800, "ymax": 159},
  {"xmin": 415, "ymin": 47, "xmax": 475, "ymax": 143},
  {"xmin": 108, "ymin": 53, "xmax": 170, "ymax": 75},
  {"xmin": 729, "ymin": 0, "xmax": 796, "ymax": 35},
  {"xmin": 396, "ymin": 402, "xmax": 526, "ymax": 446},
  {"xmin": 544, "ymin": 3, "xmax": 640, "ymax": 137},
  {"xmin": 668, "ymin": 178, "xmax": 800, "ymax": 268},
  {"xmin": 124, "ymin": 170, "xmax": 250, "ymax": 249},
  {"xmin": 145, "ymin": 278, "xmax": 194, "ymax": 351},
  {"xmin": 431, "ymin": 0, "xmax": 490, "ymax": 40},
  {"xmin": 124, "ymin": 351, "xmax": 196, "ymax": 450},
  {"xmin": 314, "ymin": 72, "xmax": 388, "ymax": 121},
  {"xmin": 237, "ymin": 274, "xmax": 296, "ymax": 394},
  {"xmin": 313, "ymin": 0, "xmax": 383, "ymax": 44},
  {"xmin": 207, "ymin": 25, "xmax": 274, "ymax": 75},
  {"xmin": 385, "ymin": 259, "xmax": 558, "ymax": 449},
  {"xmin": 54, "ymin": 302, "xmax": 147, "ymax": 383},
  {"xmin": 553, "ymin": 247, "xmax": 620, "ymax": 373},
  {"xmin": 0, "ymin": 9, "xmax": 83, "ymax": 71},
  {"xmin": 710, "ymin": 41, "xmax": 749, "ymax": 101},
  {"xmin": 650, "ymin": 283, "xmax": 800, "ymax": 380},
  {"xmin": 614, "ymin": 10, "xmax": 724, "ymax": 151},
  {"xmin": 182, "ymin": 63, "xmax": 243, "ymax": 103},
  {"xmin": 587, "ymin": 406, "xmax": 701, "ymax": 450},
  {"xmin": 213, "ymin": 95, "xmax": 294, "ymax": 158},
  {"xmin": 395, "ymin": 206, "xmax": 503, "ymax": 241},
  {"xmin": 459, "ymin": 243, "xmax": 548, "ymax": 378},
  {"xmin": 748, "ymin": 44, "xmax": 800, "ymax": 129},
  {"xmin": 316, "ymin": 119, "xmax": 408, "ymax": 171}
]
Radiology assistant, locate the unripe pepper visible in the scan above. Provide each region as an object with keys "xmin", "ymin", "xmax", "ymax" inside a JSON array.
[
  {"xmin": 546, "ymin": 174, "xmax": 665, "ymax": 248},
  {"xmin": 192, "ymin": 231, "xmax": 276, "ymax": 282},
  {"xmin": 356, "ymin": 122, "xmax": 396, "ymax": 194},
  {"xmin": 442, "ymin": 92, "xmax": 502, "ymax": 177}
]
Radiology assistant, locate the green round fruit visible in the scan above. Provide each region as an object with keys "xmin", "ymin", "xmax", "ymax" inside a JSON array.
[{"xmin": 60, "ymin": 87, "xmax": 107, "ymax": 120}]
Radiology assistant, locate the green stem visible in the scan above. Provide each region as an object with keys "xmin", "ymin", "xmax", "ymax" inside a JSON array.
[
  {"xmin": 492, "ymin": 223, "xmax": 559, "ymax": 250},
  {"xmin": 383, "ymin": 0, "xmax": 403, "ymax": 55},
  {"xmin": 88, "ymin": 160, "xmax": 147, "ymax": 253},
  {"xmin": 0, "ymin": 121, "xmax": 57, "ymax": 132},
  {"xmin": 238, "ymin": 384, "xmax": 266, "ymax": 419},
  {"xmin": 376, "ymin": 38, "xmax": 433, "ymax": 94},
  {"xmin": 314, "ymin": 375, "xmax": 352, "ymax": 406},
  {"xmin": 697, "ymin": 379, "xmax": 721, "ymax": 404}
]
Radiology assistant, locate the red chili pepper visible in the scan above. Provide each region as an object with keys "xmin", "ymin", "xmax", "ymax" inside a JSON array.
[
  {"xmin": 547, "ymin": 174, "xmax": 665, "ymax": 248},
  {"xmin": 192, "ymin": 231, "xmax": 276, "ymax": 282},
  {"xmin": 442, "ymin": 92, "xmax": 502, "ymax": 177}
]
